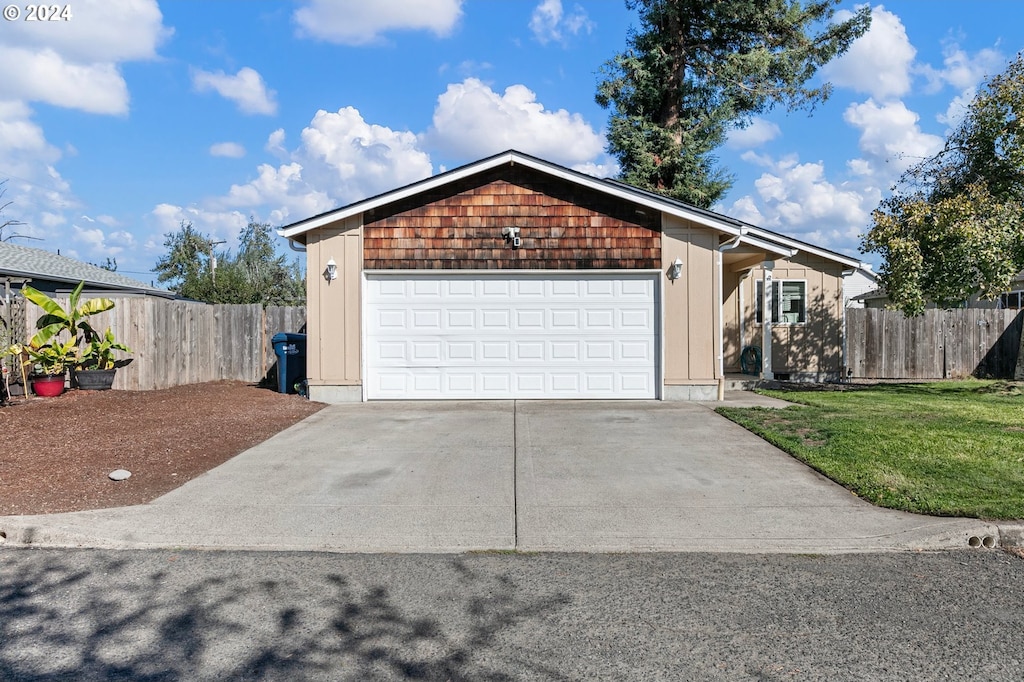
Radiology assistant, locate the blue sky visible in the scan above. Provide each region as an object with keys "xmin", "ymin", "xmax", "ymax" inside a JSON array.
[{"xmin": 0, "ymin": 0, "xmax": 1018, "ymax": 282}]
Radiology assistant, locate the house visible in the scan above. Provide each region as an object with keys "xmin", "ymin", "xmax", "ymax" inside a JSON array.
[
  {"xmin": 0, "ymin": 241, "xmax": 173, "ymax": 299},
  {"xmin": 279, "ymin": 150, "xmax": 866, "ymax": 402},
  {"xmin": 843, "ymin": 265, "xmax": 878, "ymax": 308},
  {"xmin": 857, "ymin": 270, "xmax": 1024, "ymax": 310}
]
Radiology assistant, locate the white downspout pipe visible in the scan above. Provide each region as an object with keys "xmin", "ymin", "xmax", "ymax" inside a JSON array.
[{"xmin": 717, "ymin": 233, "xmax": 744, "ymax": 401}]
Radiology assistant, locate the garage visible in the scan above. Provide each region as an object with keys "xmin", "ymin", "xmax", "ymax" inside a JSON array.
[
  {"xmin": 365, "ymin": 271, "xmax": 659, "ymax": 399},
  {"xmin": 282, "ymin": 150, "xmax": 861, "ymax": 403}
]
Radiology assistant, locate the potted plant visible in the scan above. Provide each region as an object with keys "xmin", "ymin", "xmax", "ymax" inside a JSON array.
[
  {"xmin": 18, "ymin": 282, "xmax": 118, "ymax": 395},
  {"xmin": 73, "ymin": 327, "xmax": 132, "ymax": 390},
  {"xmin": 4, "ymin": 337, "xmax": 78, "ymax": 395}
]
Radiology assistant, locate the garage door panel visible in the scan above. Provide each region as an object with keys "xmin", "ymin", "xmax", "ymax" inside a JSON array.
[
  {"xmin": 481, "ymin": 309, "xmax": 511, "ymax": 329},
  {"xmin": 515, "ymin": 341, "xmax": 545, "ymax": 361},
  {"xmin": 446, "ymin": 279, "xmax": 475, "ymax": 297},
  {"xmin": 366, "ymin": 273, "xmax": 657, "ymax": 399},
  {"xmin": 516, "ymin": 309, "xmax": 545, "ymax": 328},
  {"xmin": 516, "ymin": 279, "xmax": 545, "ymax": 297},
  {"xmin": 447, "ymin": 341, "xmax": 476, "ymax": 361},
  {"xmin": 482, "ymin": 280, "xmax": 511, "ymax": 297},
  {"xmin": 377, "ymin": 309, "xmax": 406, "ymax": 329},
  {"xmin": 584, "ymin": 341, "xmax": 614, "ymax": 361},
  {"xmin": 447, "ymin": 309, "xmax": 475, "ymax": 328}
]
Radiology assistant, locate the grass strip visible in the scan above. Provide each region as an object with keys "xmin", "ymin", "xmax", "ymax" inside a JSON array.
[{"xmin": 717, "ymin": 380, "xmax": 1024, "ymax": 520}]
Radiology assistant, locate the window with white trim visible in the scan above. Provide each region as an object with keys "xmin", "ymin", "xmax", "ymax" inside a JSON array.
[{"xmin": 755, "ymin": 280, "xmax": 807, "ymax": 324}]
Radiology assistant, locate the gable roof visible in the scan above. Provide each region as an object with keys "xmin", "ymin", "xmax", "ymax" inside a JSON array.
[
  {"xmin": 0, "ymin": 241, "xmax": 173, "ymax": 297},
  {"xmin": 279, "ymin": 149, "xmax": 866, "ymax": 269}
]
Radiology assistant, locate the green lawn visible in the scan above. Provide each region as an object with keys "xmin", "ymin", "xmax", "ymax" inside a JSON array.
[{"xmin": 716, "ymin": 380, "xmax": 1024, "ymax": 520}]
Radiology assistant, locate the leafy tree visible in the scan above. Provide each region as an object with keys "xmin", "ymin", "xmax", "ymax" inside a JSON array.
[
  {"xmin": 154, "ymin": 221, "xmax": 220, "ymax": 302},
  {"xmin": 596, "ymin": 0, "xmax": 870, "ymax": 207},
  {"xmin": 154, "ymin": 220, "xmax": 305, "ymax": 306},
  {"xmin": 862, "ymin": 53, "xmax": 1024, "ymax": 315}
]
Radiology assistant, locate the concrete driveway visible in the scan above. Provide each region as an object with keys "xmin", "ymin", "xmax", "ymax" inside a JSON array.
[{"xmin": 0, "ymin": 399, "xmax": 998, "ymax": 553}]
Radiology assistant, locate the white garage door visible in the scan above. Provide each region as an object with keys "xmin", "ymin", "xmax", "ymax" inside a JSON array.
[{"xmin": 365, "ymin": 272, "xmax": 659, "ymax": 400}]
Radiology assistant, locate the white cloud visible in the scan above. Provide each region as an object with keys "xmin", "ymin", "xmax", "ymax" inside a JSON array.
[
  {"xmin": 726, "ymin": 118, "xmax": 782, "ymax": 150},
  {"xmin": 209, "ymin": 142, "xmax": 246, "ymax": 158},
  {"xmin": 918, "ymin": 42, "xmax": 1005, "ymax": 128},
  {"xmin": 163, "ymin": 82, "xmax": 614, "ymax": 238},
  {"xmin": 149, "ymin": 203, "xmax": 250, "ymax": 245},
  {"xmin": 0, "ymin": 0, "xmax": 167, "ymax": 115},
  {"xmin": 0, "ymin": 47, "xmax": 130, "ymax": 115},
  {"xmin": 425, "ymin": 78, "xmax": 606, "ymax": 166},
  {"xmin": 530, "ymin": 0, "xmax": 594, "ymax": 45},
  {"xmin": 920, "ymin": 42, "xmax": 1005, "ymax": 93},
  {"xmin": 71, "ymin": 222, "xmax": 137, "ymax": 259},
  {"xmin": 198, "ymin": 106, "xmax": 433, "ymax": 228},
  {"xmin": 0, "ymin": 0, "xmax": 168, "ymax": 258},
  {"xmin": 297, "ymin": 107, "xmax": 434, "ymax": 203},
  {"xmin": 2, "ymin": 0, "xmax": 168, "ymax": 64},
  {"xmin": 823, "ymin": 6, "xmax": 915, "ymax": 100},
  {"xmin": 571, "ymin": 159, "xmax": 619, "ymax": 179},
  {"xmin": 936, "ymin": 87, "xmax": 975, "ymax": 128},
  {"xmin": 266, "ymin": 129, "xmax": 288, "ymax": 157},
  {"xmin": 722, "ymin": 154, "xmax": 879, "ymax": 252},
  {"xmin": 192, "ymin": 67, "xmax": 278, "ymax": 116},
  {"xmin": 843, "ymin": 99, "xmax": 944, "ymax": 180},
  {"xmin": 293, "ymin": 0, "xmax": 463, "ymax": 45}
]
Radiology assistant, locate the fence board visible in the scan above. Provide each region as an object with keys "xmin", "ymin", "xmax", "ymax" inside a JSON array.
[
  {"xmin": 20, "ymin": 295, "xmax": 304, "ymax": 391},
  {"xmin": 848, "ymin": 308, "xmax": 1023, "ymax": 380}
]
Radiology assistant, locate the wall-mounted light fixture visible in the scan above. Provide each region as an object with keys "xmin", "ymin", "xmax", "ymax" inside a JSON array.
[
  {"xmin": 325, "ymin": 257, "xmax": 338, "ymax": 282},
  {"xmin": 668, "ymin": 258, "xmax": 683, "ymax": 281},
  {"xmin": 501, "ymin": 226, "xmax": 522, "ymax": 248}
]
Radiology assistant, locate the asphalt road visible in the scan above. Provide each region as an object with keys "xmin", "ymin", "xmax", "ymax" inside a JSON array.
[{"xmin": 2, "ymin": 548, "xmax": 1022, "ymax": 681}]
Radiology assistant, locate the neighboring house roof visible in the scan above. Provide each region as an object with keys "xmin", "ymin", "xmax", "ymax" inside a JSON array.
[
  {"xmin": 0, "ymin": 241, "xmax": 174, "ymax": 298},
  {"xmin": 279, "ymin": 149, "xmax": 867, "ymax": 270}
]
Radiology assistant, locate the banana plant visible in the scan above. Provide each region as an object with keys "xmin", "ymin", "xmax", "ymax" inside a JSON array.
[
  {"xmin": 22, "ymin": 281, "xmax": 114, "ymax": 349},
  {"xmin": 4, "ymin": 338, "xmax": 78, "ymax": 377},
  {"xmin": 77, "ymin": 327, "xmax": 131, "ymax": 370}
]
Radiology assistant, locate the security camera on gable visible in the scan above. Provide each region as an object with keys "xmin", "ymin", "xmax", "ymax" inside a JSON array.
[{"xmin": 501, "ymin": 226, "xmax": 522, "ymax": 248}]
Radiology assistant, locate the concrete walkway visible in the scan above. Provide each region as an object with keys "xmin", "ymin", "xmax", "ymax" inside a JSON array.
[{"xmin": 0, "ymin": 397, "xmax": 1001, "ymax": 553}]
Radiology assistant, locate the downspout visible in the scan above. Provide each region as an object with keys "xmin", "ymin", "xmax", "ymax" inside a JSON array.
[
  {"xmin": 841, "ymin": 269, "xmax": 856, "ymax": 382},
  {"xmin": 287, "ymin": 237, "xmax": 306, "ymax": 252},
  {"xmin": 717, "ymin": 232, "xmax": 745, "ymax": 400}
]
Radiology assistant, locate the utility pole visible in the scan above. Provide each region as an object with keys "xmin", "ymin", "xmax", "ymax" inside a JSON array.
[{"xmin": 209, "ymin": 240, "xmax": 226, "ymax": 287}]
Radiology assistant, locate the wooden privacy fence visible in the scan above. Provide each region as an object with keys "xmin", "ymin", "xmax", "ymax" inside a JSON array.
[
  {"xmin": 847, "ymin": 308, "xmax": 1024, "ymax": 380},
  {"xmin": 21, "ymin": 296, "xmax": 305, "ymax": 391}
]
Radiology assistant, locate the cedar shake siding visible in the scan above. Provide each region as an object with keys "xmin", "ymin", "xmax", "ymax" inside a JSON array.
[{"xmin": 363, "ymin": 166, "xmax": 661, "ymax": 270}]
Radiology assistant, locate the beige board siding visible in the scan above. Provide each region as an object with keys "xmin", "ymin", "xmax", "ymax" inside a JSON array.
[
  {"xmin": 306, "ymin": 217, "xmax": 362, "ymax": 386},
  {"xmin": 745, "ymin": 255, "xmax": 844, "ymax": 376},
  {"xmin": 661, "ymin": 215, "xmax": 717, "ymax": 383}
]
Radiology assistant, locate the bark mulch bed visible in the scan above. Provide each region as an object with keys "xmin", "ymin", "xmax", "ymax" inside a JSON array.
[{"xmin": 0, "ymin": 381, "xmax": 325, "ymax": 516}]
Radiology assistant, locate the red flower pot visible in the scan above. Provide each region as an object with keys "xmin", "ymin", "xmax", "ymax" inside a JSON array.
[{"xmin": 31, "ymin": 374, "xmax": 66, "ymax": 397}]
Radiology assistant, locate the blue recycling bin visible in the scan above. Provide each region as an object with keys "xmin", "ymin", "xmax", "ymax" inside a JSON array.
[{"xmin": 271, "ymin": 332, "xmax": 307, "ymax": 394}]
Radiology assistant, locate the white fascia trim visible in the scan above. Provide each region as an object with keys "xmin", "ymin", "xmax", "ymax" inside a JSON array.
[
  {"xmin": 740, "ymin": 226, "xmax": 864, "ymax": 268},
  {"xmin": 280, "ymin": 152, "xmax": 519, "ymax": 238},
  {"xmin": 280, "ymin": 151, "xmax": 747, "ymax": 239},
  {"xmin": 508, "ymin": 156, "xmax": 746, "ymax": 237},
  {"xmin": 736, "ymin": 234, "xmax": 797, "ymax": 259}
]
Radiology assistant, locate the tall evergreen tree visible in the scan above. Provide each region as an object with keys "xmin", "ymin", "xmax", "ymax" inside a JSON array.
[{"xmin": 596, "ymin": 0, "xmax": 870, "ymax": 207}]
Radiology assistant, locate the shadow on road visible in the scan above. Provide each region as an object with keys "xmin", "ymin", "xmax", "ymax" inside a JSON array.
[{"xmin": 0, "ymin": 549, "xmax": 571, "ymax": 681}]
